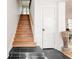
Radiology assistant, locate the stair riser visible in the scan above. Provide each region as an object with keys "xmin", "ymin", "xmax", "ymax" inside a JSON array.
[
  {"xmin": 19, "ymin": 24, "xmax": 30, "ymax": 25},
  {"xmin": 16, "ymin": 29, "xmax": 32, "ymax": 32},
  {"xmin": 18, "ymin": 24, "xmax": 31, "ymax": 26},
  {"xmin": 13, "ymin": 43, "xmax": 36, "ymax": 47},
  {"xmin": 19, "ymin": 21, "xmax": 29, "ymax": 22},
  {"xmin": 17, "ymin": 26, "xmax": 31, "ymax": 28},
  {"xmin": 18, "ymin": 23, "xmax": 30, "ymax": 25},
  {"xmin": 14, "ymin": 36, "xmax": 33, "ymax": 38},
  {"xmin": 15, "ymin": 34, "xmax": 33, "ymax": 36},
  {"xmin": 17, "ymin": 28, "xmax": 32, "ymax": 30},
  {"xmin": 13, "ymin": 45, "xmax": 36, "ymax": 47},
  {"xmin": 18, "ymin": 25, "xmax": 31, "ymax": 27},
  {"xmin": 14, "ymin": 39, "xmax": 33, "ymax": 42},
  {"xmin": 16, "ymin": 30, "xmax": 32, "ymax": 32},
  {"xmin": 17, "ymin": 32, "xmax": 32, "ymax": 34}
]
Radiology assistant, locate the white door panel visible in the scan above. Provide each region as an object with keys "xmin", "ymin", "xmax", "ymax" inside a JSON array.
[{"xmin": 41, "ymin": 4, "xmax": 58, "ymax": 48}]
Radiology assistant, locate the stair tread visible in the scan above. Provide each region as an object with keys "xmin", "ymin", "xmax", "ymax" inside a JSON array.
[
  {"xmin": 14, "ymin": 39, "xmax": 34, "ymax": 42},
  {"xmin": 14, "ymin": 36, "xmax": 33, "ymax": 39},
  {"xmin": 15, "ymin": 34, "xmax": 33, "ymax": 36},
  {"xmin": 13, "ymin": 41, "xmax": 35, "ymax": 44},
  {"xmin": 16, "ymin": 34, "xmax": 33, "ymax": 36},
  {"xmin": 13, "ymin": 42, "xmax": 36, "ymax": 47},
  {"xmin": 16, "ymin": 33, "xmax": 32, "ymax": 34}
]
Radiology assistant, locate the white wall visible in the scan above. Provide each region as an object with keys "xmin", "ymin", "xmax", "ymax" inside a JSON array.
[
  {"xmin": 30, "ymin": 0, "xmax": 35, "ymax": 41},
  {"xmin": 55, "ymin": 1, "xmax": 66, "ymax": 50},
  {"xmin": 7, "ymin": 0, "xmax": 21, "ymax": 56},
  {"xmin": 31, "ymin": 0, "xmax": 66, "ymax": 50}
]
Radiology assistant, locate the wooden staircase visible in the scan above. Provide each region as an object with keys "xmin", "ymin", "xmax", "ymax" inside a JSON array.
[{"xmin": 13, "ymin": 14, "xmax": 36, "ymax": 47}]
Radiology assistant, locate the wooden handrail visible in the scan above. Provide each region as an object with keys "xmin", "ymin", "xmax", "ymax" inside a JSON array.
[
  {"xmin": 29, "ymin": 0, "xmax": 33, "ymax": 33},
  {"xmin": 29, "ymin": 12, "xmax": 33, "ymax": 33}
]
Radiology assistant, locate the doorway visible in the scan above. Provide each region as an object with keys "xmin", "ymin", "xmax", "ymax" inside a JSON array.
[{"xmin": 41, "ymin": 3, "xmax": 58, "ymax": 48}]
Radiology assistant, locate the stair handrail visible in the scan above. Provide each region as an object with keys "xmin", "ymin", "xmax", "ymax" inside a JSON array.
[
  {"xmin": 29, "ymin": 0, "xmax": 34, "ymax": 36},
  {"xmin": 29, "ymin": 12, "xmax": 33, "ymax": 31}
]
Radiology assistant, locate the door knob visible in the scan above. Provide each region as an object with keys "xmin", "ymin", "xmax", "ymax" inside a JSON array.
[{"xmin": 42, "ymin": 29, "xmax": 45, "ymax": 31}]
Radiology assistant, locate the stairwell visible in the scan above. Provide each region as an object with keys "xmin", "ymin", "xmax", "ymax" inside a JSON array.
[
  {"xmin": 7, "ymin": 0, "xmax": 43, "ymax": 59},
  {"xmin": 8, "ymin": 9, "xmax": 45, "ymax": 59},
  {"xmin": 13, "ymin": 14, "xmax": 36, "ymax": 47}
]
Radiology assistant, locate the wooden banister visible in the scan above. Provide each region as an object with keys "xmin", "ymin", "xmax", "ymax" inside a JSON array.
[{"xmin": 29, "ymin": 12, "xmax": 33, "ymax": 33}]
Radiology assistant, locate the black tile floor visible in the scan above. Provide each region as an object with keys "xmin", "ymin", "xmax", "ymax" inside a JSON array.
[
  {"xmin": 8, "ymin": 47, "xmax": 71, "ymax": 59},
  {"xmin": 9, "ymin": 46, "xmax": 43, "ymax": 54},
  {"xmin": 43, "ymin": 48, "xmax": 71, "ymax": 59}
]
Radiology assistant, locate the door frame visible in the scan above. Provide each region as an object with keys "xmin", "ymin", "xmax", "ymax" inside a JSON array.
[{"xmin": 40, "ymin": 2, "xmax": 58, "ymax": 49}]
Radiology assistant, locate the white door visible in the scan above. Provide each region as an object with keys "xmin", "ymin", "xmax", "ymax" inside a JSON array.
[{"xmin": 41, "ymin": 4, "xmax": 58, "ymax": 48}]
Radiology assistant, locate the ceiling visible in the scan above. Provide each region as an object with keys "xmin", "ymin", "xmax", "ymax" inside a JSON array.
[{"xmin": 22, "ymin": 0, "xmax": 30, "ymax": 7}]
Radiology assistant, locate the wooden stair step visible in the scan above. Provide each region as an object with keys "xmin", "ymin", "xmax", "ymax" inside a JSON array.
[
  {"xmin": 13, "ymin": 44, "xmax": 36, "ymax": 47},
  {"xmin": 15, "ymin": 33, "xmax": 33, "ymax": 36},
  {"xmin": 18, "ymin": 26, "xmax": 31, "ymax": 27},
  {"xmin": 18, "ymin": 24, "xmax": 30, "ymax": 26},
  {"xmin": 17, "ymin": 29, "xmax": 32, "ymax": 31},
  {"xmin": 19, "ymin": 20, "xmax": 29, "ymax": 21},
  {"xmin": 16, "ymin": 30, "xmax": 32, "ymax": 32},
  {"xmin": 16, "ymin": 33, "xmax": 32, "ymax": 35},
  {"xmin": 18, "ymin": 23, "xmax": 30, "ymax": 25},
  {"xmin": 13, "ymin": 41, "xmax": 35, "ymax": 44},
  {"xmin": 20, "ymin": 15, "xmax": 29, "ymax": 17},
  {"xmin": 16, "ymin": 31, "xmax": 32, "ymax": 33},
  {"xmin": 16, "ymin": 32, "xmax": 32, "ymax": 34},
  {"xmin": 18, "ymin": 25, "xmax": 31, "ymax": 27},
  {"xmin": 17, "ymin": 28, "xmax": 31, "ymax": 30},
  {"xmin": 16, "ymin": 29, "xmax": 31, "ymax": 31},
  {"xmin": 19, "ymin": 21, "xmax": 29, "ymax": 22},
  {"xmin": 17, "ymin": 27, "xmax": 31, "ymax": 29},
  {"xmin": 20, "ymin": 18, "xmax": 29, "ymax": 19},
  {"xmin": 13, "ymin": 42, "xmax": 36, "ymax": 47},
  {"xmin": 16, "ymin": 34, "xmax": 33, "ymax": 36},
  {"xmin": 20, "ymin": 19, "xmax": 29, "ymax": 20},
  {"xmin": 20, "ymin": 18, "xmax": 29, "ymax": 20},
  {"xmin": 18, "ymin": 25, "xmax": 30, "ymax": 26},
  {"xmin": 16, "ymin": 31, "xmax": 32, "ymax": 34},
  {"xmin": 18, "ymin": 25, "xmax": 29, "ymax": 26},
  {"xmin": 18, "ymin": 22, "xmax": 30, "ymax": 23},
  {"xmin": 20, "ymin": 16, "xmax": 29, "ymax": 17},
  {"xmin": 15, "ymin": 36, "xmax": 33, "ymax": 38},
  {"xmin": 20, "ymin": 16, "xmax": 29, "ymax": 18},
  {"xmin": 20, "ymin": 17, "xmax": 29, "ymax": 19},
  {"xmin": 14, "ymin": 38, "xmax": 34, "ymax": 42},
  {"xmin": 18, "ymin": 24, "xmax": 31, "ymax": 25},
  {"xmin": 18, "ymin": 24, "xmax": 31, "ymax": 26},
  {"xmin": 16, "ymin": 33, "xmax": 32, "ymax": 34},
  {"xmin": 17, "ymin": 26, "xmax": 31, "ymax": 28}
]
